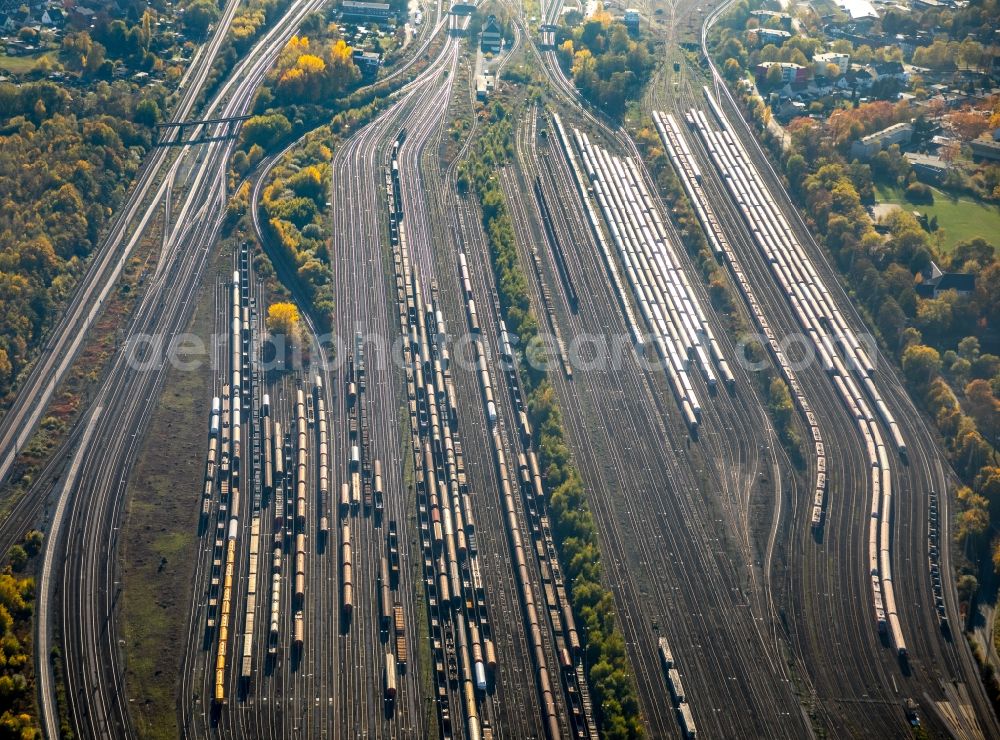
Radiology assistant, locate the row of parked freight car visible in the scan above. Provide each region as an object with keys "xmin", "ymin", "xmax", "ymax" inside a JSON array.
[
  {"xmin": 652, "ymin": 110, "xmax": 830, "ymax": 529},
  {"xmin": 667, "ymin": 89, "xmax": 909, "ymax": 658},
  {"xmin": 387, "ymin": 140, "xmax": 496, "ymax": 739},
  {"xmin": 550, "ymin": 113, "xmax": 645, "ymax": 351},
  {"xmin": 199, "ymin": 243, "xmax": 263, "ymax": 703},
  {"xmin": 211, "ymin": 252, "xmax": 252, "ymax": 702},
  {"xmin": 551, "ymin": 113, "xmax": 735, "ymax": 434},
  {"xmin": 338, "ymin": 321, "xmax": 408, "ymax": 701},
  {"xmin": 198, "ymin": 235, "xmax": 411, "ymax": 711},
  {"xmin": 454, "ymin": 189, "xmax": 597, "ymax": 735},
  {"xmin": 492, "ymin": 305, "xmax": 597, "ymax": 737},
  {"xmin": 390, "ymin": 129, "xmax": 598, "ymax": 738},
  {"xmin": 659, "ymin": 638, "xmax": 697, "ymax": 739}
]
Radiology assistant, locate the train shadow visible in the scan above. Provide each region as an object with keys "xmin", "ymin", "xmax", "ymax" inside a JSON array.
[
  {"xmin": 897, "ymin": 653, "xmax": 912, "ymax": 677},
  {"xmin": 879, "ymin": 631, "xmax": 891, "ymax": 650},
  {"xmin": 383, "ymin": 698, "xmax": 396, "ymax": 719},
  {"xmin": 811, "ymin": 525, "xmax": 825, "ymax": 545},
  {"xmin": 317, "ymin": 528, "xmax": 327, "ymax": 555},
  {"xmin": 340, "ymin": 611, "xmax": 353, "ymax": 634}
]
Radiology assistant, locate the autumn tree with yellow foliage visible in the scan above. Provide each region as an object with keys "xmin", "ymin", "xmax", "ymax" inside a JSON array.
[
  {"xmin": 556, "ymin": 7, "xmax": 653, "ymax": 117},
  {"xmin": 267, "ymin": 302, "xmax": 301, "ymax": 341},
  {"xmin": 270, "ymin": 36, "xmax": 361, "ymax": 105},
  {"xmin": 0, "ymin": 536, "xmax": 45, "ymax": 738},
  {"xmin": 256, "ymin": 132, "xmax": 336, "ymax": 329}
]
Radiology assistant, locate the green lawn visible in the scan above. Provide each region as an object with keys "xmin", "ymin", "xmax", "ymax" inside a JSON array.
[
  {"xmin": 875, "ymin": 183, "xmax": 1000, "ymax": 252},
  {"xmin": 0, "ymin": 51, "xmax": 56, "ymax": 74}
]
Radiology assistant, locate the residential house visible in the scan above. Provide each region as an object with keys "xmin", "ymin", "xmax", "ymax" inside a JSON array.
[
  {"xmin": 352, "ymin": 48, "xmax": 380, "ymax": 76},
  {"xmin": 915, "ymin": 261, "xmax": 975, "ymax": 297},
  {"xmin": 750, "ymin": 9, "xmax": 793, "ymax": 29},
  {"xmin": 870, "ymin": 60, "xmax": 907, "ymax": 81},
  {"xmin": 904, "ymin": 152, "xmax": 949, "ymax": 184},
  {"xmin": 755, "ymin": 61, "xmax": 809, "ymax": 84},
  {"xmin": 814, "ymin": 51, "xmax": 850, "ymax": 76},
  {"xmin": 970, "ymin": 137, "xmax": 1000, "ymax": 161},
  {"xmin": 623, "ymin": 8, "xmax": 639, "ymax": 33},
  {"xmin": 850, "ymin": 121, "xmax": 913, "ymax": 158},
  {"xmin": 754, "ymin": 27, "xmax": 792, "ymax": 45},
  {"xmin": 41, "ymin": 8, "xmax": 63, "ymax": 27}
]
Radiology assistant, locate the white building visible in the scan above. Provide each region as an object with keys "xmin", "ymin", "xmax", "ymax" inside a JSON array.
[
  {"xmin": 850, "ymin": 121, "xmax": 913, "ymax": 159},
  {"xmin": 755, "ymin": 61, "xmax": 808, "ymax": 84},
  {"xmin": 814, "ymin": 51, "xmax": 850, "ymax": 76}
]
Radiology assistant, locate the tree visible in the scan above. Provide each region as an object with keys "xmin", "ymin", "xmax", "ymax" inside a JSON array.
[
  {"xmin": 956, "ymin": 572, "xmax": 979, "ymax": 602},
  {"xmin": 184, "ymin": 0, "xmax": 220, "ymax": 38},
  {"xmin": 953, "ymin": 418, "xmax": 992, "ymax": 479},
  {"xmin": 6, "ymin": 547, "xmax": 26, "ymax": 572},
  {"xmin": 958, "ymin": 336, "xmax": 981, "ymax": 360},
  {"xmin": 84, "ymin": 41, "xmax": 107, "ymax": 77},
  {"xmin": 915, "ymin": 298, "xmax": 951, "ymax": 337},
  {"xmin": 951, "ymin": 238, "xmax": 994, "ymax": 271},
  {"xmin": 877, "ymin": 299, "xmax": 906, "ymax": 346},
  {"xmin": 723, "ymin": 57, "xmax": 742, "ymax": 81},
  {"xmin": 267, "ymin": 302, "xmax": 300, "ymax": 339},
  {"xmin": 22, "ymin": 531, "xmax": 42, "ymax": 557},
  {"xmin": 950, "ymin": 110, "xmax": 989, "ymax": 141},
  {"xmin": 902, "ymin": 344, "xmax": 941, "ymax": 388},
  {"xmin": 62, "ymin": 31, "xmax": 93, "ymax": 70},
  {"xmin": 905, "ymin": 181, "xmax": 934, "ymax": 204},
  {"xmin": 764, "ymin": 63, "xmax": 784, "ymax": 89},
  {"xmin": 134, "ymin": 97, "xmax": 159, "ymax": 127},
  {"xmin": 785, "ymin": 153, "xmax": 807, "ymax": 192},
  {"xmin": 241, "ymin": 113, "xmax": 291, "ymax": 150},
  {"xmin": 966, "ymin": 379, "xmax": 1000, "ymax": 439},
  {"xmin": 972, "ymin": 354, "xmax": 1000, "ymax": 380}
]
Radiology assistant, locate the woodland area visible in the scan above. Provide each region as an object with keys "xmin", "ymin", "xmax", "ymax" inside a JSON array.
[
  {"xmin": 0, "ymin": 80, "xmax": 167, "ymax": 408},
  {"xmin": 556, "ymin": 10, "xmax": 654, "ymax": 118},
  {"xmin": 0, "ymin": 532, "xmax": 46, "ymax": 739}
]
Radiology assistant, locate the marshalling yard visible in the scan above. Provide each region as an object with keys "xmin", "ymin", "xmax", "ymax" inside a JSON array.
[{"xmin": 0, "ymin": 0, "xmax": 996, "ymax": 738}]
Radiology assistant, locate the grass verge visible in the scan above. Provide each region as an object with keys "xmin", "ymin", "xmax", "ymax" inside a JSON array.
[{"xmin": 119, "ymin": 243, "xmax": 221, "ymax": 739}]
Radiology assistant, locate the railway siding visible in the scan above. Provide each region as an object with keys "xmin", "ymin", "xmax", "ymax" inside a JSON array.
[{"xmin": 461, "ymin": 105, "xmax": 643, "ymax": 738}]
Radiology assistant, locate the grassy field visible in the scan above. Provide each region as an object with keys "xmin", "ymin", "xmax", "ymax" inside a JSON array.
[
  {"xmin": 120, "ymin": 247, "xmax": 219, "ymax": 738},
  {"xmin": 0, "ymin": 51, "xmax": 56, "ymax": 74},
  {"xmin": 875, "ymin": 183, "xmax": 1000, "ymax": 252}
]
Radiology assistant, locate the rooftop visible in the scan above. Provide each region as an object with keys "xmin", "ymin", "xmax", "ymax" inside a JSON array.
[{"xmin": 834, "ymin": 0, "xmax": 879, "ymax": 19}]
